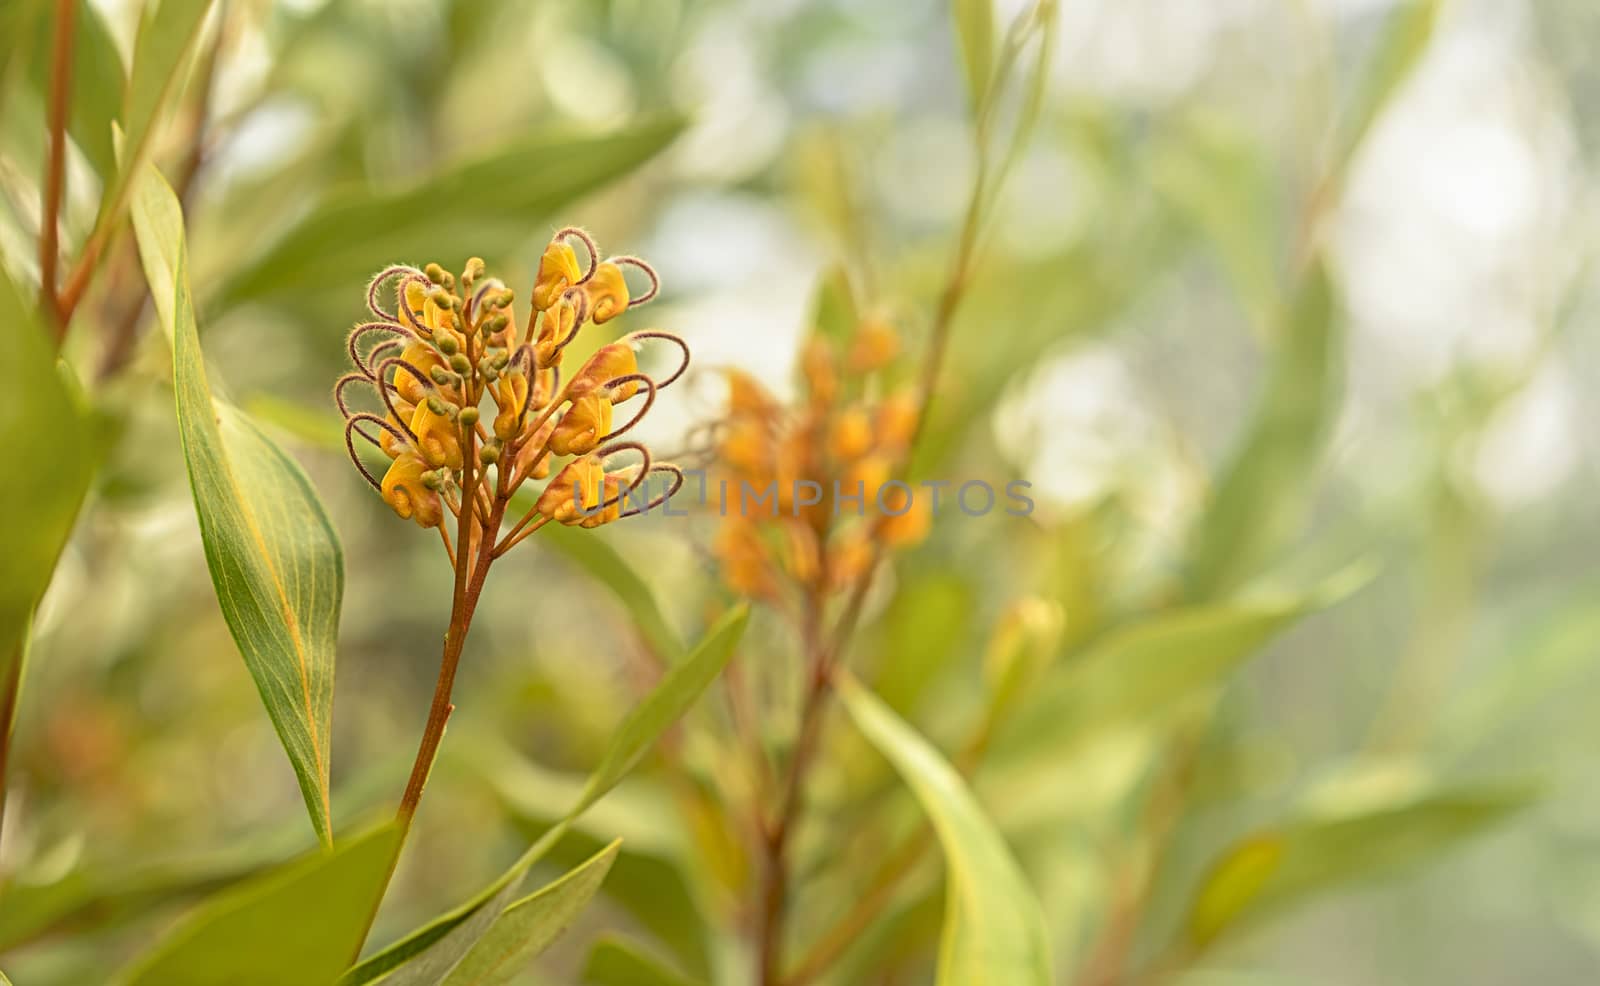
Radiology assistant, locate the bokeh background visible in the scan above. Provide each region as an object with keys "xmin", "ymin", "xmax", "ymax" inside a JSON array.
[{"xmin": 2, "ymin": 0, "xmax": 1598, "ymax": 983}]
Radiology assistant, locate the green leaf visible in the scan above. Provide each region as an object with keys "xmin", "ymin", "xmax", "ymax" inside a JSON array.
[
  {"xmin": 873, "ymin": 572, "xmax": 974, "ymax": 715},
  {"xmin": 1340, "ymin": 0, "xmax": 1441, "ymax": 171},
  {"xmin": 0, "ymin": 0, "xmax": 43, "ymax": 80},
  {"xmin": 0, "ymin": 833, "xmax": 293, "ymax": 951},
  {"xmin": 998, "ymin": 600, "xmax": 1311, "ymax": 758},
  {"xmin": 343, "ymin": 606, "xmax": 747, "ymax": 986},
  {"xmin": 99, "ymin": 0, "xmax": 214, "ymax": 229},
  {"xmin": 132, "ymin": 166, "xmax": 343, "ymax": 847},
  {"xmin": 570, "ymin": 604, "xmax": 748, "ymax": 816},
  {"xmin": 952, "ymin": 0, "xmax": 997, "ymax": 114},
  {"xmin": 218, "ymin": 117, "xmax": 685, "ymax": 309},
  {"xmin": 119, "ymin": 824, "xmax": 401, "ymax": 986},
  {"xmin": 24, "ymin": 0, "xmax": 125, "ymax": 178},
  {"xmin": 1152, "ymin": 117, "xmax": 1284, "ymax": 337},
  {"xmin": 837, "ymin": 674, "xmax": 1053, "ymax": 986},
  {"xmin": 439, "ymin": 841, "xmax": 621, "ymax": 986},
  {"xmin": 582, "ymin": 936, "xmax": 700, "ymax": 986},
  {"xmin": 477, "ymin": 751, "xmax": 710, "ymax": 978},
  {"xmin": 805, "ymin": 264, "xmax": 859, "ymax": 348},
  {"xmin": 129, "ymin": 161, "xmax": 188, "ymax": 341},
  {"xmin": 1187, "ymin": 263, "xmax": 1340, "ymax": 600},
  {"xmin": 542, "ymin": 524, "xmax": 682, "ymax": 660},
  {"xmin": 1438, "ymin": 587, "xmax": 1600, "ymax": 752},
  {"xmin": 1185, "ymin": 783, "xmax": 1536, "ymax": 948},
  {"xmin": 0, "ymin": 271, "xmax": 94, "ymax": 674}
]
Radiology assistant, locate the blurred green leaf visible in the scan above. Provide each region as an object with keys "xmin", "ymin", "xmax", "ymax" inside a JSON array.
[
  {"xmin": 344, "ymin": 605, "xmax": 747, "ymax": 986},
  {"xmin": 1340, "ymin": 0, "xmax": 1441, "ymax": 171},
  {"xmin": 98, "ymin": 0, "xmax": 214, "ymax": 228},
  {"xmin": 952, "ymin": 0, "xmax": 997, "ymax": 114},
  {"xmin": 0, "ymin": 271, "xmax": 93, "ymax": 675},
  {"xmin": 0, "ymin": 755, "xmax": 405, "ymax": 951},
  {"xmin": 804, "ymin": 264, "xmax": 859, "ymax": 348},
  {"xmin": 1438, "ymin": 586, "xmax": 1600, "ymax": 752},
  {"xmin": 987, "ymin": 0, "xmax": 1058, "ymax": 201},
  {"xmin": 998, "ymin": 571, "xmax": 1368, "ymax": 758},
  {"xmin": 133, "ymin": 168, "xmax": 343, "ymax": 847},
  {"xmin": 1185, "ymin": 782, "xmax": 1536, "ymax": 948},
  {"xmin": 218, "ymin": 117, "xmax": 685, "ymax": 309},
  {"xmin": 582, "ymin": 936, "xmax": 700, "ymax": 986},
  {"xmin": 0, "ymin": 835, "xmax": 292, "ymax": 952},
  {"xmin": 440, "ymin": 841, "xmax": 621, "ymax": 986},
  {"xmin": 120, "ymin": 824, "xmax": 401, "ymax": 986},
  {"xmin": 1153, "ymin": 116, "xmax": 1284, "ymax": 337},
  {"xmin": 838, "ymin": 673, "xmax": 1053, "ymax": 986},
  {"xmin": 542, "ymin": 524, "xmax": 682, "ymax": 660},
  {"xmin": 0, "ymin": 0, "xmax": 43, "ymax": 79},
  {"xmin": 25, "ymin": 0, "xmax": 125, "ymax": 179},
  {"xmin": 1187, "ymin": 263, "xmax": 1340, "ymax": 600},
  {"xmin": 572, "ymin": 605, "xmax": 748, "ymax": 814},
  {"xmin": 873, "ymin": 572, "xmax": 974, "ymax": 715}
]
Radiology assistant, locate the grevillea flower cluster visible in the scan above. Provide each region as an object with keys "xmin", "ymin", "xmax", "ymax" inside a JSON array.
[
  {"xmin": 699, "ymin": 316, "xmax": 931, "ymax": 600},
  {"xmin": 337, "ymin": 229, "xmax": 687, "ymax": 560}
]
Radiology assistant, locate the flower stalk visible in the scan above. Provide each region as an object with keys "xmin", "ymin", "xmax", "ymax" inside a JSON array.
[{"xmin": 337, "ymin": 236, "xmax": 689, "ymax": 829}]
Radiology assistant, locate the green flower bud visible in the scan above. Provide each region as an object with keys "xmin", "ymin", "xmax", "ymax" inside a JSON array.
[
  {"xmin": 491, "ymin": 349, "xmax": 510, "ymax": 369},
  {"xmin": 458, "ymin": 406, "xmax": 480, "ymax": 427},
  {"xmin": 479, "ymin": 442, "xmax": 501, "ymax": 465},
  {"xmin": 449, "ymin": 353, "xmax": 472, "ymax": 374},
  {"xmin": 424, "ymin": 263, "xmax": 446, "ymax": 285},
  {"xmin": 430, "ymin": 366, "xmax": 452, "ymax": 386},
  {"xmin": 436, "ymin": 333, "xmax": 458, "ymax": 355},
  {"xmin": 426, "ymin": 395, "xmax": 448, "ymax": 415}
]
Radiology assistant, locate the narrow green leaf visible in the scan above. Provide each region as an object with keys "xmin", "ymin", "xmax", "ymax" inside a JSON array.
[
  {"xmin": 0, "ymin": 272, "xmax": 94, "ymax": 671},
  {"xmin": 997, "ymin": 596, "xmax": 1318, "ymax": 758},
  {"xmin": 582, "ymin": 936, "xmax": 700, "ymax": 986},
  {"xmin": 99, "ymin": 0, "xmax": 214, "ymax": 228},
  {"xmin": 119, "ymin": 824, "xmax": 401, "ymax": 986},
  {"xmin": 952, "ymin": 0, "xmax": 997, "ymax": 114},
  {"xmin": 571, "ymin": 604, "xmax": 748, "ymax": 815},
  {"xmin": 440, "ymin": 841, "xmax": 621, "ymax": 986},
  {"xmin": 1438, "ymin": 587, "xmax": 1600, "ymax": 752},
  {"xmin": 1152, "ymin": 117, "xmax": 1284, "ymax": 336},
  {"xmin": 1187, "ymin": 262, "xmax": 1340, "ymax": 599},
  {"xmin": 873, "ymin": 572, "xmax": 974, "ymax": 715},
  {"xmin": 133, "ymin": 166, "xmax": 343, "ymax": 847},
  {"xmin": 477, "ymin": 750, "xmax": 710, "ymax": 978},
  {"xmin": 838, "ymin": 674, "xmax": 1053, "ymax": 986},
  {"xmin": 218, "ymin": 117, "xmax": 685, "ymax": 310},
  {"xmin": 1185, "ymin": 783, "xmax": 1536, "ymax": 948},
  {"xmin": 343, "ymin": 606, "xmax": 748, "ymax": 985},
  {"xmin": 1340, "ymin": 0, "xmax": 1441, "ymax": 171},
  {"xmin": 129, "ymin": 161, "xmax": 188, "ymax": 341},
  {"xmin": 0, "ymin": 832, "xmax": 294, "ymax": 951},
  {"xmin": 805, "ymin": 264, "xmax": 859, "ymax": 347},
  {"xmin": 986, "ymin": 0, "xmax": 1059, "ymax": 201},
  {"xmin": 542, "ymin": 524, "xmax": 682, "ymax": 660}
]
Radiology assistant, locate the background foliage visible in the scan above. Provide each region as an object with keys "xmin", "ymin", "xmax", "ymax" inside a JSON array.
[{"xmin": 2, "ymin": 0, "xmax": 1598, "ymax": 984}]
